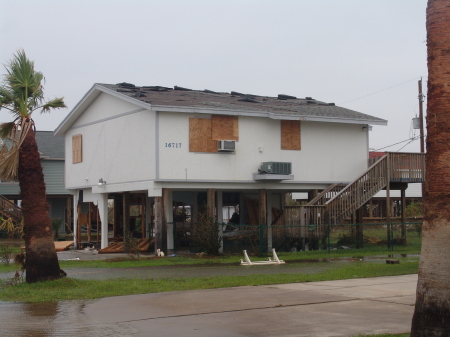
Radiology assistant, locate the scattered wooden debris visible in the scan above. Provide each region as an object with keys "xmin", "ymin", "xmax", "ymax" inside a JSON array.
[
  {"xmin": 54, "ymin": 241, "xmax": 74, "ymax": 252},
  {"xmin": 98, "ymin": 238, "xmax": 154, "ymax": 254},
  {"xmin": 240, "ymin": 248, "xmax": 285, "ymax": 266}
]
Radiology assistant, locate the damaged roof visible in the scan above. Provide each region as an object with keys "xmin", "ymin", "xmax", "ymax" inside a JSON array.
[
  {"xmin": 55, "ymin": 82, "xmax": 387, "ymax": 136},
  {"xmin": 98, "ymin": 82, "xmax": 386, "ymax": 124}
]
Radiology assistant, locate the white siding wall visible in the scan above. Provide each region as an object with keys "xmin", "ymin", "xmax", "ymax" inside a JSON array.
[
  {"xmin": 158, "ymin": 112, "xmax": 368, "ymax": 182},
  {"xmin": 65, "ymin": 94, "xmax": 156, "ymax": 189}
]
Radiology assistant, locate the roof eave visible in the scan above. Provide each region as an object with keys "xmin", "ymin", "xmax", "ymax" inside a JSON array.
[{"xmin": 150, "ymin": 105, "xmax": 388, "ymax": 126}]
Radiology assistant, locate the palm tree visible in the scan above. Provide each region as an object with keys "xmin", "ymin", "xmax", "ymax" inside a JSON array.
[
  {"xmin": 411, "ymin": 0, "xmax": 450, "ymax": 335},
  {"xmin": 0, "ymin": 50, "xmax": 66, "ymax": 283}
]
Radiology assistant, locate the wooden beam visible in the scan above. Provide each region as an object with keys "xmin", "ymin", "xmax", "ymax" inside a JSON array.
[
  {"xmin": 141, "ymin": 195, "xmax": 146, "ymax": 238},
  {"xmin": 207, "ymin": 188, "xmax": 215, "ymax": 220},
  {"xmin": 161, "ymin": 189, "xmax": 168, "ymax": 252},
  {"xmin": 259, "ymin": 189, "xmax": 267, "ymax": 226},
  {"xmin": 77, "ymin": 203, "xmax": 81, "ymax": 246},
  {"xmin": 356, "ymin": 206, "xmax": 364, "ymax": 249},
  {"xmin": 401, "ymin": 188, "xmax": 407, "ymax": 244},
  {"xmin": 386, "ymin": 172, "xmax": 392, "ymax": 248},
  {"xmin": 123, "ymin": 192, "xmax": 130, "ymax": 238},
  {"xmin": 154, "ymin": 196, "xmax": 163, "ymax": 253},
  {"xmin": 154, "ymin": 190, "xmax": 168, "ymax": 253},
  {"xmin": 87, "ymin": 202, "xmax": 92, "ymax": 243},
  {"xmin": 66, "ymin": 196, "xmax": 72, "ymax": 235}
]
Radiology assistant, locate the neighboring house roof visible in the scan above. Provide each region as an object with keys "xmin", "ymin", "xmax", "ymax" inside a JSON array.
[
  {"xmin": 35, "ymin": 131, "xmax": 65, "ymax": 159},
  {"xmin": 1, "ymin": 131, "xmax": 65, "ymax": 159},
  {"xmin": 55, "ymin": 83, "xmax": 387, "ymax": 136}
]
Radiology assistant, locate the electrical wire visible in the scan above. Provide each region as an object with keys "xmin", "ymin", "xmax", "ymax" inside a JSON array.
[
  {"xmin": 397, "ymin": 139, "xmax": 415, "ymax": 152},
  {"xmin": 339, "ymin": 77, "xmax": 422, "ymax": 105},
  {"xmin": 373, "ymin": 136, "xmax": 420, "ymax": 151}
]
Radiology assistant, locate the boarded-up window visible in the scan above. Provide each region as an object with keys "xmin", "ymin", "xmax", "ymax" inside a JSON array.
[
  {"xmin": 189, "ymin": 118, "xmax": 218, "ymax": 152},
  {"xmin": 211, "ymin": 115, "xmax": 239, "ymax": 141},
  {"xmin": 72, "ymin": 134, "xmax": 83, "ymax": 163},
  {"xmin": 281, "ymin": 120, "xmax": 301, "ymax": 150}
]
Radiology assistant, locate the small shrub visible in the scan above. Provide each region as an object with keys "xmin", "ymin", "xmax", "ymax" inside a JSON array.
[
  {"xmin": 406, "ymin": 201, "xmax": 423, "ymax": 217},
  {"xmin": 190, "ymin": 210, "xmax": 222, "ymax": 256},
  {"xmin": 123, "ymin": 228, "xmax": 140, "ymax": 258},
  {"xmin": 0, "ymin": 245, "xmax": 13, "ymax": 265},
  {"xmin": 51, "ymin": 217, "xmax": 63, "ymax": 239}
]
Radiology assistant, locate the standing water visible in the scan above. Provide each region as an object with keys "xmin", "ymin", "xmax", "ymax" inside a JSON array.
[{"xmin": 0, "ymin": 300, "xmax": 136, "ymax": 336}]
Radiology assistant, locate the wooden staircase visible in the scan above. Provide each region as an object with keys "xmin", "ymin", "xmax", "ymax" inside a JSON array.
[
  {"xmin": 0, "ymin": 194, "xmax": 22, "ymax": 223},
  {"xmin": 286, "ymin": 152, "xmax": 425, "ymax": 236}
]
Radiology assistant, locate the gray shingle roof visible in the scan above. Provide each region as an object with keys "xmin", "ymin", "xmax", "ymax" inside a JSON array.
[
  {"xmin": 97, "ymin": 83, "xmax": 386, "ymax": 124},
  {"xmin": 35, "ymin": 131, "xmax": 65, "ymax": 159},
  {"xmin": 2, "ymin": 131, "xmax": 64, "ymax": 159}
]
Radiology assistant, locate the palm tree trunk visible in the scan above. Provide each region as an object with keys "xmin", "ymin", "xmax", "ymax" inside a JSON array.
[
  {"xmin": 411, "ymin": 0, "xmax": 450, "ymax": 335},
  {"xmin": 18, "ymin": 126, "xmax": 62, "ymax": 283}
]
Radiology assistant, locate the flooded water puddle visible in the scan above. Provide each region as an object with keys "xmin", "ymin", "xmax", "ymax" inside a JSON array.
[{"xmin": 0, "ymin": 300, "xmax": 136, "ymax": 336}]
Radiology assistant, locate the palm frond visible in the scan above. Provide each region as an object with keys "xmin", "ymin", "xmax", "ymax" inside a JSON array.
[
  {"xmin": 0, "ymin": 87, "xmax": 14, "ymax": 107},
  {"xmin": 4, "ymin": 49, "xmax": 44, "ymax": 115},
  {"xmin": 40, "ymin": 97, "xmax": 66, "ymax": 113},
  {"xmin": 0, "ymin": 122, "xmax": 16, "ymax": 139},
  {"xmin": 0, "ymin": 118, "xmax": 32, "ymax": 181}
]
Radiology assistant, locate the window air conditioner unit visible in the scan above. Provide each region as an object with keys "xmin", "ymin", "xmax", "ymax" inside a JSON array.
[
  {"xmin": 218, "ymin": 140, "xmax": 236, "ymax": 152},
  {"xmin": 260, "ymin": 162, "xmax": 292, "ymax": 175}
]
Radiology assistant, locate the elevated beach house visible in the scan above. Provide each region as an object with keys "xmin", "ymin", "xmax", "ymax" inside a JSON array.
[{"xmin": 55, "ymin": 83, "xmax": 423, "ymax": 252}]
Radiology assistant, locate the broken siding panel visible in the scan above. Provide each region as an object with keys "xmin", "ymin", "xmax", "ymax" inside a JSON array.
[
  {"xmin": 189, "ymin": 118, "xmax": 218, "ymax": 152},
  {"xmin": 211, "ymin": 115, "xmax": 239, "ymax": 141},
  {"xmin": 72, "ymin": 134, "xmax": 82, "ymax": 163},
  {"xmin": 281, "ymin": 120, "xmax": 301, "ymax": 150}
]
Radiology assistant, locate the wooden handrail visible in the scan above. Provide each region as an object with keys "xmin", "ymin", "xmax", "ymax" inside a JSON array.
[
  {"xmin": 280, "ymin": 152, "xmax": 425, "ymax": 237},
  {"xmin": 0, "ymin": 195, "xmax": 22, "ymax": 222},
  {"xmin": 307, "ymin": 183, "xmax": 347, "ymax": 206}
]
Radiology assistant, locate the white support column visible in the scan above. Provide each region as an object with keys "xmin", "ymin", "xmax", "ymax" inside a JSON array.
[
  {"xmin": 217, "ymin": 191, "xmax": 224, "ymax": 253},
  {"xmin": 97, "ymin": 193, "xmax": 109, "ymax": 249},
  {"xmin": 73, "ymin": 190, "xmax": 79, "ymax": 249},
  {"xmin": 164, "ymin": 190, "xmax": 174, "ymax": 251}
]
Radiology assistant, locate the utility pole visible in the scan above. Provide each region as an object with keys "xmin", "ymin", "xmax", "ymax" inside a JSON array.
[
  {"xmin": 418, "ymin": 78, "xmax": 425, "ymax": 215},
  {"xmin": 418, "ymin": 78, "xmax": 425, "ymax": 153}
]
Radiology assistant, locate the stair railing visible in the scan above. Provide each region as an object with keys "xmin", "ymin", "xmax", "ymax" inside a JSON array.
[{"xmin": 0, "ymin": 195, "xmax": 22, "ymax": 222}]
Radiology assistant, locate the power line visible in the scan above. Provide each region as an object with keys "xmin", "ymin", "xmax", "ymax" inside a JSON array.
[
  {"xmin": 373, "ymin": 136, "xmax": 420, "ymax": 151},
  {"xmin": 339, "ymin": 77, "xmax": 422, "ymax": 105}
]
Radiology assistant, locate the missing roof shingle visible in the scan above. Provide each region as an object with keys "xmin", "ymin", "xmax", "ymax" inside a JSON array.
[
  {"xmin": 238, "ymin": 96, "xmax": 260, "ymax": 103},
  {"xmin": 174, "ymin": 86, "xmax": 193, "ymax": 91},
  {"xmin": 278, "ymin": 94, "xmax": 297, "ymax": 100},
  {"xmin": 117, "ymin": 82, "xmax": 135, "ymax": 88}
]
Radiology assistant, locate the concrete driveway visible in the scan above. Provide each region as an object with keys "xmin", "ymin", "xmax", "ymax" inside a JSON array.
[{"xmin": 84, "ymin": 274, "xmax": 417, "ymax": 337}]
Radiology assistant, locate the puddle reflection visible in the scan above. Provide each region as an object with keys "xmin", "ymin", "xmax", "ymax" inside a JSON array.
[{"xmin": 0, "ymin": 300, "xmax": 135, "ymax": 336}]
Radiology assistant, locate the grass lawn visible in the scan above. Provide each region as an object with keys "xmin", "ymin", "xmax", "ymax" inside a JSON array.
[
  {"xmin": 0, "ymin": 259, "xmax": 419, "ymax": 302},
  {"xmin": 0, "ymin": 247, "xmax": 421, "ymax": 273}
]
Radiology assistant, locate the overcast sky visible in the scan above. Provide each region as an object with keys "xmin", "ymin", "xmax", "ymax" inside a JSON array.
[{"xmin": 0, "ymin": 0, "xmax": 427, "ymax": 152}]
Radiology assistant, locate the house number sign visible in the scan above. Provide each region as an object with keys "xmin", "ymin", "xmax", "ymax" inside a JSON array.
[{"xmin": 165, "ymin": 143, "xmax": 182, "ymax": 148}]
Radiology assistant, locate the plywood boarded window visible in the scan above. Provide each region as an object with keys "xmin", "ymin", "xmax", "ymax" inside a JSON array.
[
  {"xmin": 211, "ymin": 115, "xmax": 239, "ymax": 141},
  {"xmin": 281, "ymin": 120, "xmax": 301, "ymax": 150},
  {"xmin": 189, "ymin": 118, "xmax": 218, "ymax": 152},
  {"xmin": 72, "ymin": 134, "xmax": 83, "ymax": 163}
]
